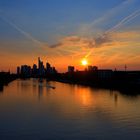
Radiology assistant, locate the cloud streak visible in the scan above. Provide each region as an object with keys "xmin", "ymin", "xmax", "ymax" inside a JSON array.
[
  {"xmin": 0, "ymin": 13, "xmax": 68, "ymax": 57},
  {"xmin": 46, "ymin": 1, "xmax": 140, "ymax": 59},
  {"xmin": 84, "ymin": 8, "xmax": 140, "ymax": 58},
  {"xmin": 0, "ymin": 15, "xmax": 43, "ymax": 46},
  {"xmin": 106, "ymin": 9, "xmax": 140, "ymax": 34},
  {"xmin": 77, "ymin": 0, "xmax": 135, "ymax": 36}
]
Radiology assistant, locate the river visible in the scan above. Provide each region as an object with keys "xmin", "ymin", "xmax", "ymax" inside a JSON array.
[{"xmin": 0, "ymin": 79, "xmax": 140, "ymax": 140}]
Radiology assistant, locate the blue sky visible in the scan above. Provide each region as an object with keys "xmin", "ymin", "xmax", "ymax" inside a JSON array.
[
  {"xmin": 1, "ymin": 0, "xmax": 138, "ymax": 43},
  {"xmin": 0, "ymin": 0, "xmax": 140, "ymax": 71}
]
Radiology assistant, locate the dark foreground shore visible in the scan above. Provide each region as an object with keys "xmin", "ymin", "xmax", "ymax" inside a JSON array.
[
  {"xmin": 44, "ymin": 71, "xmax": 140, "ymax": 95},
  {"xmin": 0, "ymin": 72, "xmax": 17, "ymax": 91},
  {"xmin": 1, "ymin": 70, "xmax": 140, "ymax": 95}
]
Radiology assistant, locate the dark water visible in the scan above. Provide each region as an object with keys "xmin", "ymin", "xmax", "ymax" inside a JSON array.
[{"xmin": 0, "ymin": 79, "xmax": 140, "ymax": 140}]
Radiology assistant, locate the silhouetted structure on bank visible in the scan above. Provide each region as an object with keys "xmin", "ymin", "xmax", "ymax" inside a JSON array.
[
  {"xmin": 0, "ymin": 72, "xmax": 17, "ymax": 91},
  {"xmin": 17, "ymin": 57, "xmax": 57, "ymax": 78},
  {"xmin": 58, "ymin": 66, "xmax": 140, "ymax": 94},
  {"xmin": 68, "ymin": 66, "xmax": 75, "ymax": 73}
]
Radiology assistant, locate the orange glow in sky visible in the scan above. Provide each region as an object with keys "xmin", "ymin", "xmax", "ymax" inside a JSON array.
[{"xmin": 81, "ymin": 59, "xmax": 88, "ymax": 66}]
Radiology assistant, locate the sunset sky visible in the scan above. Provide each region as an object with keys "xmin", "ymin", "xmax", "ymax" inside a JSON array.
[{"xmin": 0, "ymin": 0, "xmax": 140, "ymax": 72}]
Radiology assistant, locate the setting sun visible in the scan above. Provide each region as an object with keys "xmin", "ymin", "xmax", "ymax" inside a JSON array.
[{"xmin": 81, "ymin": 59, "xmax": 88, "ymax": 66}]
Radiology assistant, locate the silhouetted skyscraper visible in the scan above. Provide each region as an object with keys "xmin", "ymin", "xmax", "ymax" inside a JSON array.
[
  {"xmin": 46, "ymin": 62, "xmax": 51, "ymax": 73},
  {"xmin": 38, "ymin": 57, "xmax": 45, "ymax": 76},
  {"xmin": 21, "ymin": 65, "xmax": 31, "ymax": 77},
  {"xmin": 68, "ymin": 66, "xmax": 74, "ymax": 73},
  {"xmin": 32, "ymin": 64, "xmax": 38, "ymax": 76},
  {"xmin": 17, "ymin": 66, "xmax": 20, "ymax": 75},
  {"xmin": 87, "ymin": 66, "xmax": 98, "ymax": 71},
  {"xmin": 38, "ymin": 57, "xmax": 41, "ymax": 69}
]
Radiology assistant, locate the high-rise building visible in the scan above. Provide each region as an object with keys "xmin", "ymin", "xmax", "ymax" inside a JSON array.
[
  {"xmin": 32, "ymin": 64, "xmax": 38, "ymax": 76},
  {"xmin": 46, "ymin": 62, "xmax": 51, "ymax": 73},
  {"xmin": 92, "ymin": 66, "xmax": 98, "ymax": 71},
  {"xmin": 17, "ymin": 66, "xmax": 20, "ymax": 75},
  {"xmin": 68, "ymin": 66, "xmax": 74, "ymax": 73},
  {"xmin": 88, "ymin": 66, "xmax": 93, "ymax": 71},
  {"xmin": 38, "ymin": 57, "xmax": 41, "ymax": 69},
  {"xmin": 87, "ymin": 66, "xmax": 98, "ymax": 71},
  {"xmin": 52, "ymin": 67, "xmax": 57, "ymax": 74},
  {"xmin": 38, "ymin": 57, "xmax": 45, "ymax": 76},
  {"xmin": 21, "ymin": 65, "xmax": 31, "ymax": 77}
]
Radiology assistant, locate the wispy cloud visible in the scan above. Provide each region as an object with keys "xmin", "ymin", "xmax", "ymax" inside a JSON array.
[
  {"xmin": 47, "ymin": 0, "xmax": 140, "ymax": 58},
  {"xmin": 0, "ymin": 14, "xmax": 43, "ymax": 46},
  {"xmin": 105, "ymin": 9, "xmax": 140, "ymax": 34},
  {"xmin": 0, "ymin": 13, "xmax": 68, "ymax": 57},
  {"xmin": 77, "ymin": 0, "xmax": 135, "ymax": 36}
]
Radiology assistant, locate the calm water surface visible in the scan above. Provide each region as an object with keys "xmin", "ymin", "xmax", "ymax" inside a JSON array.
[{"xmin": 0, "ymin": 79, "xmax": 140, "ymax": 140}]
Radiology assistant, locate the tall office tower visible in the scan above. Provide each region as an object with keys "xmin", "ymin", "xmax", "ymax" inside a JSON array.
[
  {"xmin": 46, "ymin": 62, "xmax": 51, "ymax": 73},
  {"xmin": 38, "ymin": 57, "xmax": 45, "ymax": 76},
  {"xmin": 21, "ymin": 65, "xmax": 31, "ymax": 77},
  {"xmin": 32, "ymin": 64, "xmax": 37, "ymax": 76},
  {"xmin": 68, "ymin": 66, "xmax": 75, "ymax": 73},
  {"xmin": 17, "ymin": 66, "xmax": 20, "ymax": 75},
  {"xmin": 38, "ymin": 57, "xmax": 41, "ymax": 69}
]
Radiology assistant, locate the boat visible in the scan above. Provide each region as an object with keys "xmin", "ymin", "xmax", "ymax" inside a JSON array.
[
  {"xmin": 46, "ymin": 84, "xmax": 55, "ymax": 89},
  {"xmin": 38, "ymin": 82, "xmax": 55, "ymax": 89}
]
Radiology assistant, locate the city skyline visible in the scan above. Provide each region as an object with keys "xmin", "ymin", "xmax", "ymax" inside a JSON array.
[
  {"xmin": 17, "ymin": 57, "xmax": 57, "ymax": 77},
  {"xmin": 0, "ymin": 0, "xmax": 140, "ymax": 72}
]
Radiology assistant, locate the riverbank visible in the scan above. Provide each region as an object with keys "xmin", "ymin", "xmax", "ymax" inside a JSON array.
[
  {"xmin": 53, "ymin": 78, "xmax": 140, "ymax": 95},
  {"xmin": 0, "ymin": 72, "xmax": 17, "ymax": 91},
  {"xmin": 48, "ymin": 71, "xmax": 140, "ymax": 95},
  {"xmin": 18, "ymin": 70, "xmax": 140, "ymax": 95}
]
